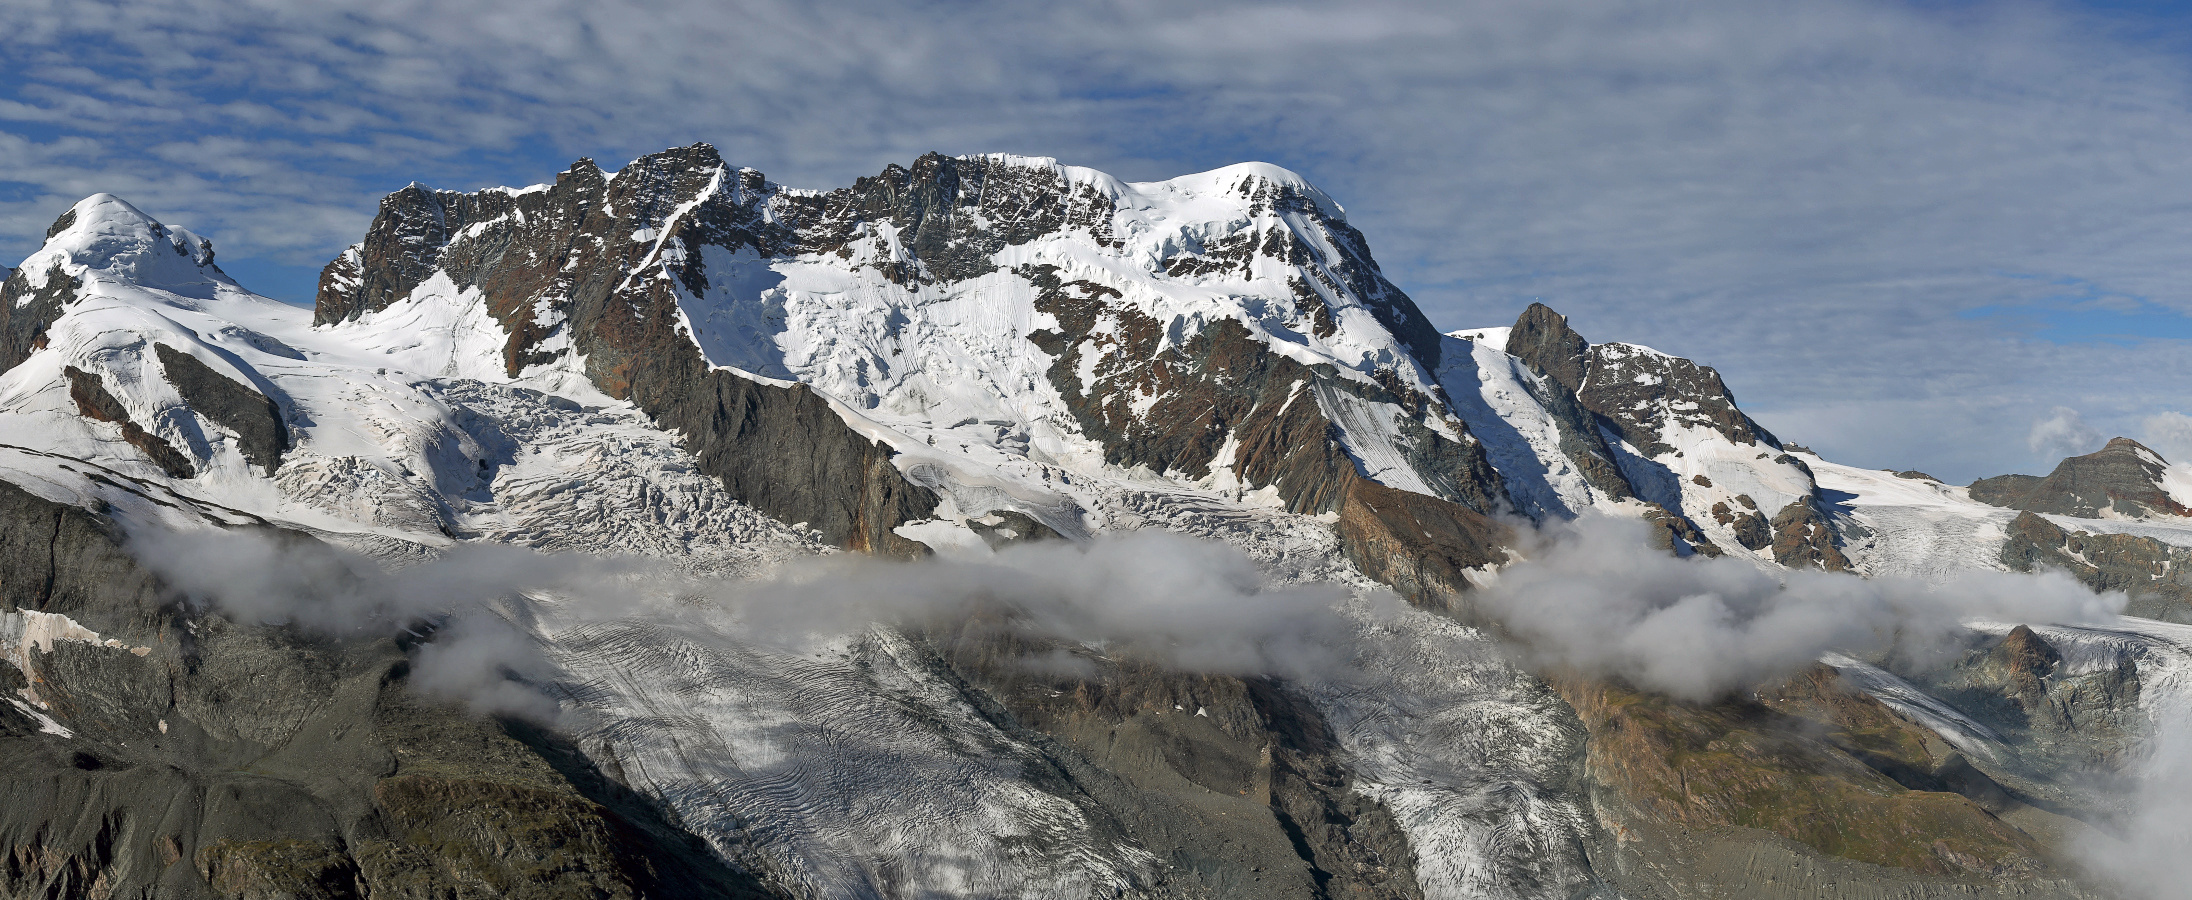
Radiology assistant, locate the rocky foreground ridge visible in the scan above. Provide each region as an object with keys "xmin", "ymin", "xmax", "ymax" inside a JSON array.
[{"xmin": 0, "ymin": 148, "xmax": 2185, "ymax": 899}]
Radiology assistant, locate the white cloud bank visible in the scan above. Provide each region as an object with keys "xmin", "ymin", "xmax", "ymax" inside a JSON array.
[{"xmin": 1475, "ymin": 516, "xmax": 2124, "ymax": 701}]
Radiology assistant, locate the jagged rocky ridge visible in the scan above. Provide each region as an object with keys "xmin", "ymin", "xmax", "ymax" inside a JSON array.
[
  {"xmin": 1450, "ymin": 304, "xmax": 1842, "ymax": 570},
  {"xmin": 0, "ymin": 153, "xmax": 2184, "ymax": 899},
  {"xmin": 308, "ymin": 145, "xmax": 1520, "ymax": 602}
]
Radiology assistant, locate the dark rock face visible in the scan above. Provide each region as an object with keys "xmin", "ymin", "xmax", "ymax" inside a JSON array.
[
  {"xmin": 154, "ymin": 344, "xmax": 288, "ymax": 476},
  {"xmin": 64, "ymin": 365, "xmax": 195, "ymax": 479},
  {"xmin": 0, "ymin": 479, "xmax": 783, "ymax": 900},
  {"xmin": 316, "ymin": 145, "xmax": 1502, "ymax": 568},
  {"xmin": 1559, "ymin": 675, "xmax": 2054, "ymax": 882},
  {"xmin": 1501, "ymin": 304, "xmax": 1803, "ymax": 557},
  {"xmin": 1769, "ymin": 499, "xmax": 1851, "ymax": 571},
  {"xmin": 1711, "ymin": 498, "xmax": 1772, "ymax": 551},
  {"xmin": 1033, "ymin": 282, "xmax": 1510, "ymax": 608},
  {"xmin": 1996, "ymin": 625, "xmax": 2061, "ymax": 682},
  {"xmin": 310, "ymin": 182, "xmax": 488, "ymax": 327},
  {"xmin": 1499, "ymin": 306, "xmax": 1636, "ymax": 503},
  {"xmin": 928, "ymin": 626, "xmax": 1423, "ymax": 900},
  {"xmin": 965, "ymin": 510, "xmax": 1064, "ymax": 549},
  {"xmin": 1336, "ymin": 476, "xmax": 1509, "ymax": 612},
  {"xmin": 0, "ymin": 263, "xmax": 77, "ymax": 375},
  {"xmin": 638, "ymin": 367, "xmax": 936, "ymax": 557},
  {"xmin": 1969, "ymin": 437, "xmax": 2191, "ymax": 519},
  {"xmin": 0, "ymin": 208, "xmax": 95, "ymax": 375},
  {"xmin": 775, "ymin": 152, "xmax": 1123, "ymax": 285},
  {"xmin": 1508, "ymin": 304, "xmax": 1779, "ymax": 462},
  {"xmin": 1578, "ymin": 342, "xmax": 1775, "ymax": 457},
  {"xmin": 1030, "ymin": 285, "xmax": 1510, "ymax": 608},
  {"xmin": 1640, "ymin": 502, "xmax": 1724, "ymax": 558},
  {"xmin": 1968, "ymin": 473, "xmax": 2041, "ymax": 508},
  {"xmin": 45, "ymin": 209, "xmax": 77, "ymax": 240},
  {"xmin": 1027, "ymin": 269, "xmax": 1504, "ymax": 518},
  {"xmin": 1031, "ymin": 282, "xmax": 1511, "ymax": 608},
  {"xmin": 1506, "ymin": 303, "xmax": 1591, "ymax": 396},
  {"xmin": 314, "ymin": 145, "xmax": 938, "ymax": 555},
  {"xmin": 2000, "ymin": 511, "xmax": 2192, "ymax": 622},
  {"xmin": 1506, "ymin": 304, "xmax": 1777, "ymax": 457}
]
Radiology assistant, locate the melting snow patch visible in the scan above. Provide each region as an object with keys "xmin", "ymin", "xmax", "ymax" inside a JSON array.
[{"xmin": 4, "ymin": 698, "xmax": 71, "ymax": 737}]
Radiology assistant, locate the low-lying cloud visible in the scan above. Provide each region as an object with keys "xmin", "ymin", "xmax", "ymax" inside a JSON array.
[
  {"xmin": 125, "ymin": 513, "xmax": 2131, "ymax": 717},
  {"xmin": 2081, "ymin": 714, "xmax": 2192, "ymax": 899},
  {"xmin": 1474, "ymin": 516, "xmax": 2125, "ymax": 701},
  {"xmin": 124, "ymin": 525, "xmax": 1374, "ymax": 718},
  {"xmin": 2141, "ymin": 410, "xmax": 2192, "ymax": 464}
]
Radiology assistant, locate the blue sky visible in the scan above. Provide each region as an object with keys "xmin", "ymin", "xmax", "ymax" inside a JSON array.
[{"xmin": 6, "ymin": 0, "xmax": 2192, "ymax": 482}]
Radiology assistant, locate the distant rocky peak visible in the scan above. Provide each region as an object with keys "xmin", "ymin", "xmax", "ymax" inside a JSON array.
[
  {"xmin": 1971, "ymin": 435, "xmax": 2192, "ymax": 520},
  {"xmin": 2108, "ymin": 436, "xmax": 2169, "ymax": 467}
]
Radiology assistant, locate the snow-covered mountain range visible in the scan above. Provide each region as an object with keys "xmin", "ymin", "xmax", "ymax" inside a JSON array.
[{"xmin": 4, "ymin": 146, "xmax": 2191, "ymax": 899}]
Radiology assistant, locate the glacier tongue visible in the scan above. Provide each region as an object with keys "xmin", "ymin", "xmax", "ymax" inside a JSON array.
[{"xmin": 551, "ymin": 620, "xmax": 1161, "ymax": 899}]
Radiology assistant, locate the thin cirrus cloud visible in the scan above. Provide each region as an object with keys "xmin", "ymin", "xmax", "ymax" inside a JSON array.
[{"xmin": 3, "ymin": 0, "xmax": 2192, "ymax": 481}]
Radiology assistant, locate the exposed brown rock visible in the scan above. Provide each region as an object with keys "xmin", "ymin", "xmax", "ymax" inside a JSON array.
[
  {"xmin": 1579, "ymin": 341, "xmax": 1776, "ymax": 456},
  {"xmin": 1968, "ymin": 473, "xmax": 2042, "ymax": 508},
  {"xmin": 1640, "ymin": 502, "xmax": 1725, "ymax": 557},
  {"xmin": 2000, "ymin": 510, "xmax": 2192, "ymax": 622},
  {"xmin": 1769, "ymin": 499, "xmax": 1850, "ymax": 571},
  {"xmin": 1709, "ymin": 500, "xmax": 1772, "ymax": 551},
  {"xmin": 63, "ymin": 365, "xmax": 194, "ymax": 478},
  {"xmin": 1509, "ymin": 305, "xmax": 1777, "ymax": 458},
  {"xmin": 1017, "ymin": 263, "xmax": 1513, "ymax": 603},
  {"xmin": 0, "ymin": 262, "xmax": 77, "ymax": 375},
  {"xmin": 928, "ymin": 623, "xmax": 1425, "ymax": 900},
  {"xmin": 1559, "ymin": 675, "xmax": 2050, "ymax": 878},
  {"xmin": 154, "ymin": 343, "xmax": 288, "ymax": 476},
  {"xmin": 314, "ymin": 145, "xmax": 938, "ymax": 555},
  {"xmin": 1970, "ymin": 437, "xmax": 2191, "ymax": 519},
  {"xmin": 0, "ymin": 208, "xmax": 95, "ymax": 375},
  {"xmin": 198, "ymin": 839, "xmax": 363, "ymax": 900},
  {"xmin": 1506, "ymin": 303, "xmax": 1591, "ymax": 394},
  {"xmin": 1337, "ymin": 475, "xmax": 1509, "ymax": 612},
  {"xmin": 1498, "ymin": 306, "xmax": 1637, "ymax": 502},
  {"xmin": 1026, "ymin": 266, "xmax": 1505, "ymax": 518},
  {"xmin": 1996, "ymin": 625, "xmax": 2062, "ymax": 683},
  {"xmin": 965, "ymin": 510, "xmax": 1064, "ymax": 549},
  {"xmin": 1757, "ymin": 666, "xmax": 2015, "ymax": 813},
  {"xmin": 1922, "ymin": 623, "xmax": 2146, "ymax": 789}
]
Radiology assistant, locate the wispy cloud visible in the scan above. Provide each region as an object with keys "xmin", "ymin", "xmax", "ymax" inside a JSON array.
[
  {"xmin": 2144, "ymin": 411, "xmax": 2192, "ymax": 463},
  {"xmin": 123, "ymin": 524, "xmax": 1376, "ymax": 718},
  {"xmin": 1477, "ymin": 516, "xmax": 2124, "ymax": 701},
  {"xmin": 2029, "ymin": 405, "xmax": 2104, "ymax": 461},
  {"xmin": 4, "ymin": 0, "xmax": 2192, "ymax": 478}
]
